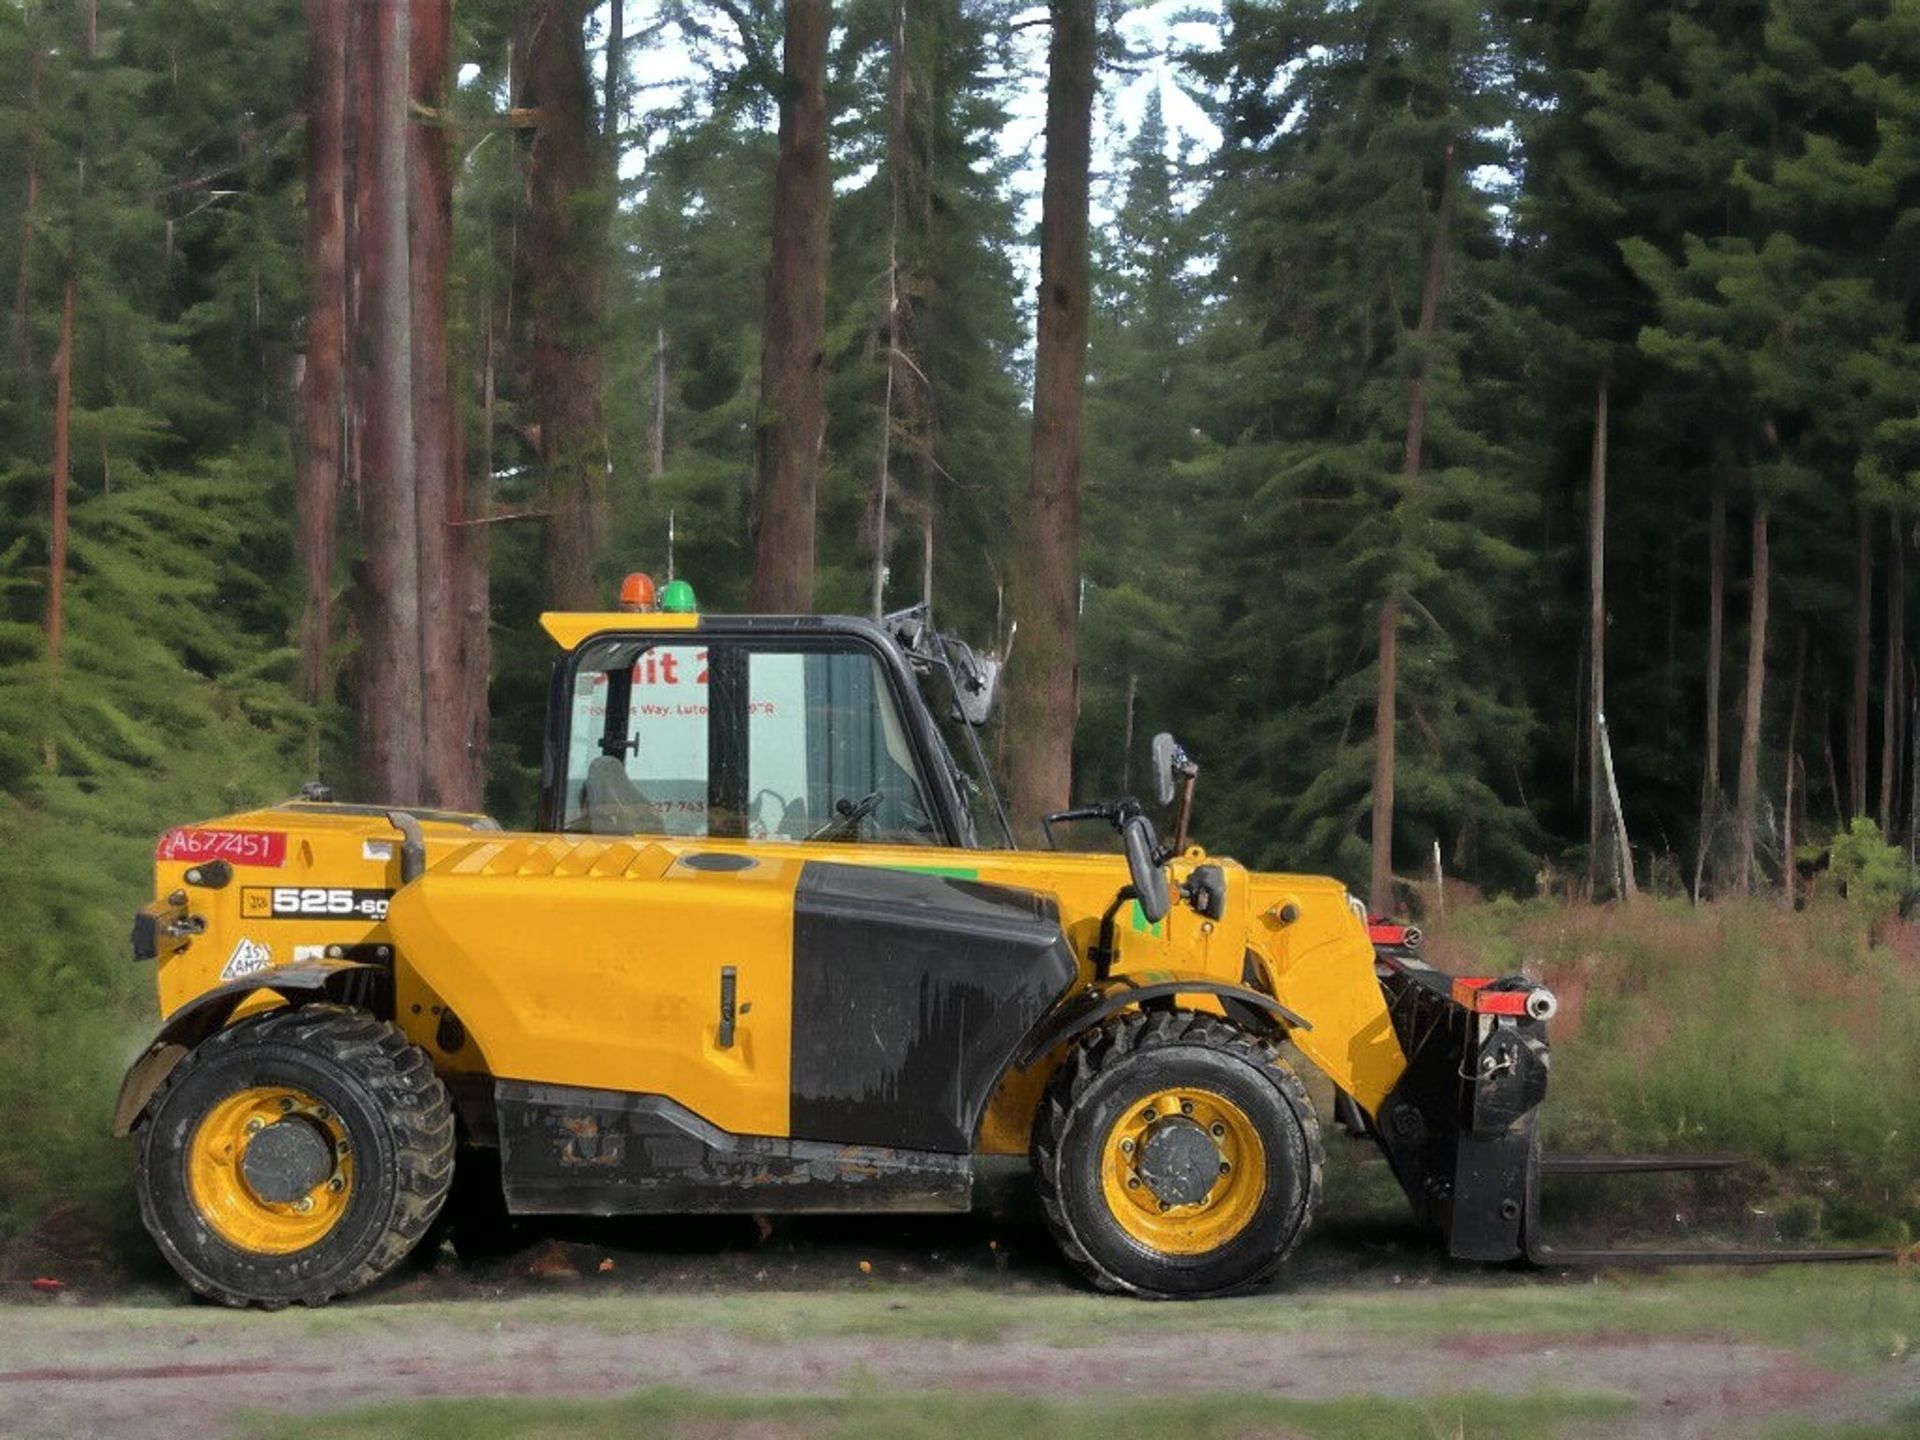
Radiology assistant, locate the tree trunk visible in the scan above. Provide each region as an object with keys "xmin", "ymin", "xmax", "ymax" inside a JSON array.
[
  {"xmin": 749, "ymin": 0, "xmax": 833, "ymax": 613},
  {"xmin": 1370, "ymin": 596, "xmax": 1398, "ymax": 912},
  {"xmin": 1587, "ymin": 370, "xmax": 1610, "ymax": 895},
  {"xmin": 46, "ymin": 273, "xmax": 73, "ymax": 666},
  {"xmin": 1850, "ymin": 509, "xmax": 1871, "ymax": 820},
  {"xmin": 869, "ymin": 0, "xmax": 905, "ymax": 622},
  {"xmin": 526, "ymin": 0, "xmax": 608, "ymax": 610},
  {"xmin": 1696, "ymin": 475, "xmax": 1726, "ymax": 891},
  {"xmin": 345, "ymin": 0, "xmax": 377, "ymax": 505},
  {"xmin": 358, "ymin": 0, "xmax": 425, "ymax": 802},
  {"xmin": 1370, "ymin": 140, "xmax": 1455, "ymax": 914},
  {"xmin": 409, "ymin": 0, "xmax": 480, "ymax": 808},
  {"xmin": 1006, "ymin": 0, "xmax": 1096, "ymax": 841},
  {"xmin": 604, "ymin": 0, "xmax": 623, "ymax": 140},
  {"xmin": 1881, "ymin": 516, "xmax": 1904, "ymax": 834},
  {"xmin": 298, "ymin": 0, "xmax": 347, "ymax": 717},
  {"xmin": 1784, "ymin": 625, "xmax": 1806, "ymax": 909},
  {"xmin": 11, "ymin": 43, "xmax": 42, "ymax": 371},
  {"xmin": 649, "ymin": 323, "xmax": 666, "ymax": 482},
  {"xmin": 1734, "ymin": 499, "xmax": 1770, "ymax": 891}
]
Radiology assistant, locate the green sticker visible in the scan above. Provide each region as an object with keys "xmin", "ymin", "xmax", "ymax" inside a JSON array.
[
  {"xmin": 1128, "ymin": 901, "xmax": 1164, "ymax": 938},
  {"xmin": 886, "ymin": 863, "xmax": 981, "ymax": 880}
]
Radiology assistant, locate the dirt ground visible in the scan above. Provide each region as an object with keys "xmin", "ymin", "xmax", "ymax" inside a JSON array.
[{"xmin": 2, "ymin": 1158, "xmax": 1914, "ymax": 1440}]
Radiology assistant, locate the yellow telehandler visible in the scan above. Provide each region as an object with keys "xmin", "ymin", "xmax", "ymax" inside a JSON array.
[{"xmin": 114, "ymin": 580, "xmax": 1877, "ymax": 1306}]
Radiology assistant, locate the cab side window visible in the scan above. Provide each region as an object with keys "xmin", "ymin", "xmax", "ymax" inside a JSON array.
[
  {"xmin": 563, "ymin": 643, "xmax": 710, "ymax": 836},
  {"xmin": 745, "ymin": 649, "xmax": 938, "ymax": 845}
]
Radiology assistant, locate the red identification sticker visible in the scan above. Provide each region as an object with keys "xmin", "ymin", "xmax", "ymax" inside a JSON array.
[{"xmin": 155, "ymin": 828, "xmax": 288, "ymax": 868}]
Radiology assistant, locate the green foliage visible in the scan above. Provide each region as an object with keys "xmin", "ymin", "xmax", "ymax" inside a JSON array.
[{"xmin": 0, "ymin": 0, "xmax": 308, "ymax": 1248}]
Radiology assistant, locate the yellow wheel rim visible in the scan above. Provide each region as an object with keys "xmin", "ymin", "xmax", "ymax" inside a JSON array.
[
  {"xmin": 1100, "ymin": 1086, "xmax": 1266, "ymax": 1256},
  {"xmin": 186, "ymin": 1085, "xmax": 354, "ymax": 1255}
]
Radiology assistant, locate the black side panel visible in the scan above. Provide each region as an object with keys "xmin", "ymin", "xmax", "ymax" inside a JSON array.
[
  {"xmin": 496, "ymin": 1081, "xmax": 972, "ymax": 1215},
  {"xmin": 789, "ymin": 863, "xmax": 1079, "ymax": 1152}
]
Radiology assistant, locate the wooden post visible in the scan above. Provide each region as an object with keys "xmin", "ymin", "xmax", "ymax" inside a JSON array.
[{"xmin": 1598, "ymin": 713, "xmax": 1637, "ymax": 900}]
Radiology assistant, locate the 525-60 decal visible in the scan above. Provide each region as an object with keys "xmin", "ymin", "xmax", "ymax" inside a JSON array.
[{"xmin": 241, "ymin": 887, "xmax": 393, "ymax": 922}]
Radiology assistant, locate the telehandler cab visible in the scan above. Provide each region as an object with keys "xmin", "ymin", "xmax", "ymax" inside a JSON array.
[{"xmin": 117, "ymin": 582, "xmax": 1881, "ymax": 1306}]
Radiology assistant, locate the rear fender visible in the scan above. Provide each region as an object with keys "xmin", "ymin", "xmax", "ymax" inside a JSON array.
[
  {"xmin": 1015, "ymin": 973, "xmax": 1312, "ymax": 1072},
  {"xmin": 110, "ymin": 961, "xmax": 390, "ymax": 1136}
]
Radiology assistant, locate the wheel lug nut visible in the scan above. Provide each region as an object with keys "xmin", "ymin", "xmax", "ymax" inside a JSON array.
[
  {"xmin": 1180, "ymin": 1101, "xmax": 1193, "ymax": 1116},
  {"xmin": 279, "ymin": 1098, "xmax": 294, "ymax": 1112},
  {"xmin": 1141, "ymin": 1109, "xmax": 1157, "ymax": 1123},
  {"xmin": 1210, "ymin": 1122, "xmax": 1226, "ymax": 1138},
  {"xmin": 1219, "ymin": 1161, "xmax": 1232, "ymax": 1175},
  {"xmin": 1158, "ymin": 1201, "xmax": 1170, "ymax": 1213},
  {"xmin": 1119, "ymin": 1138, "xmax": 1134, "ymax": 1154},
  {"xmin": 329, "ymin": 1177, "xmax": 345, "ymax": 1193},
  {"xmin": 1126, "ymin": 1177, "xmax": 1140, "ymax": 1190},
  {"xmin": 295, "ymin": 1197, "xmax": 314, "ymax": 1213},
  {"xmin": 245, "ymin": 1118, "xmax": 264, "ymax": 1134}
]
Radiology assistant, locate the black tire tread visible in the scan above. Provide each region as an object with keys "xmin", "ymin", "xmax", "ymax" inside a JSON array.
[
  {"xmin": 134, "ymin": 1005, "xmax": 454, "ymax": 1308},
  {"xmin": 1030, "ymin": 1009, "xmax": 1324, "ymax": 1298}
]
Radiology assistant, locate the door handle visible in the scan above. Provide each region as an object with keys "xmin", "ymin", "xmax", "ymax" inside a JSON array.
[{"xmin": 717, "ymin": 965, "xmax": 737, "ymax": 1048}]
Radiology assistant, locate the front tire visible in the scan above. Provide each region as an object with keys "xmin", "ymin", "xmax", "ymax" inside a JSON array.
[
  {"xmin": 134, "ymin": 1007, "xmax": 454, "ymax": 1308},
  {"xmin": 1032, "ymin": 1011, "xmax": 1323, "ymax": 1298}
]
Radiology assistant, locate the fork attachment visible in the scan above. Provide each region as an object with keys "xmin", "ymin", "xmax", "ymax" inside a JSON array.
[
  {"xmin": 1522, "ymin": 1149, "xmax": 1894, "ymax": 1266},
  {"xmin": 1368, "ymin": 947, "xmax": 1894, "ymax": 1267}
]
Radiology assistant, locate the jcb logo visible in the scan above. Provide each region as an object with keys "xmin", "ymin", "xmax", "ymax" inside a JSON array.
[{"xmin": 241, "ymin": 887, "xmax": 392, "ymax": 922}]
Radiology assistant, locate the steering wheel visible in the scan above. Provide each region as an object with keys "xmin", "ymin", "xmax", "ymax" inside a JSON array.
[{"xmin": 805, "ymin": 790, "xmax": 884, "ymax": 842}]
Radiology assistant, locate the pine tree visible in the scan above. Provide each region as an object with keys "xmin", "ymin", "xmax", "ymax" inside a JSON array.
[{"xmin": 1187, "ymin": 0, "xmax": 1539, "ymax": 893}]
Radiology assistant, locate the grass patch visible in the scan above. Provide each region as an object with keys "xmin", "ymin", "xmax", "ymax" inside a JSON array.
[
  {"xmin": 1427, "ymin": 897, "xmax": 1920, "ymax": 1245},
  {"xmin": 239, "ymin": 1387, "xmax": 1635, "ymax": 1440},
  {"xmin": 12, "ymin": 1265, "xmax": 1904, "ymax": 1375}
]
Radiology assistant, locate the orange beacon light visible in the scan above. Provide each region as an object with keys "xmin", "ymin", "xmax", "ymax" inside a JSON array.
[{"xmin": 618, "ymin": 572, "xmax": 658, "ymax": 612}]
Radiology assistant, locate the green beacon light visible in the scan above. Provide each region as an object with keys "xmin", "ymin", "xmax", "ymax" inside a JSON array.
[{"xmin": 659, "ymin": 578, "xmax": 697, "ymax": 614}]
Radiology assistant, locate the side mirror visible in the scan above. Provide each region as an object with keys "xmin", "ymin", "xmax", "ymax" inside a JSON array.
[
  {"xmin": 1122, "ymin": 813, "xmax": 1170, "ymax": 924},
  {"xmin": 1151, "ymin": 733, "xmax": 1185, "ymax": 807},
  {"xmin": 945, "ymin": 636, "xmax": 1000, "ymax": 726}
]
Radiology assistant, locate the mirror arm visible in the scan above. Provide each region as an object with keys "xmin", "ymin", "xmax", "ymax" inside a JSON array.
[
  {"xmin": 1041, "ymin": 802, "xmax": 1118, "ymax": 851},
  {"xmin": 1172, "ymin": 770, "xmax": 1197, "ymax": 852}
]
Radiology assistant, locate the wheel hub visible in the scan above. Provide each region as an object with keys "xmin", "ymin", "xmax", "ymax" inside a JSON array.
[
  {"xmin": 1135, "ymin": 1116, "xmax": 1222, "ymax": 1207},
  {"xmin": 187, "ymin": 1085, "xmax": 355, "ymax": 1254},
  {"xmin": 1100, "ymin": 1086, "xmax": 1268, "ymax": 1256},
  {"xmin": 240, "ymin": 1119, "xmax": 336, "ymax": 1204}
]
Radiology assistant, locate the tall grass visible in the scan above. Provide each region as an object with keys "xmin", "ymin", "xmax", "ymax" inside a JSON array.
[{"xmin": 1428, "ymin": 897, "xmax": 1920, "ymax": 1242}]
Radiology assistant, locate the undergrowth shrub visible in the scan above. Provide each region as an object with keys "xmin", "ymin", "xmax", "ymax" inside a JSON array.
[{"xmin": 1825, "ymin": 818, "xmax": 1910, "ymax": 913}]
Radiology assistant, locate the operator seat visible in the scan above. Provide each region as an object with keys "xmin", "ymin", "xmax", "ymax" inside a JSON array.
[{"xmin": 582, "ymin": 754, "xmax": 666, "ymax": 836}]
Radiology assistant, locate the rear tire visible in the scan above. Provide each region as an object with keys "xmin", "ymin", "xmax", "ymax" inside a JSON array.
[
  {"xmin": 134, "ymin": 1006, "xmax": 454, "ymax": 1308},
  {"xmin": 1031, "ymin": 1010, "xmax": 1322, "ymax": 1298}
]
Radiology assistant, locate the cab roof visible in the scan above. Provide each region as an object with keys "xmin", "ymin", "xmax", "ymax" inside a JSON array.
[{"xmin": 538, "ymin": 610, "xmax": 912, "ymax": 654}]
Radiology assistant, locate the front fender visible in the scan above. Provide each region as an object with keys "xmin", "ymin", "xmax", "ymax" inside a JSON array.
[
  {"xmin": 110, "ymin": 961, "xmax": 390, "ymax": 1136},
  {"xmin": 1015, "ymin": 972, "xmax": 1312, "ymax": 1072}
]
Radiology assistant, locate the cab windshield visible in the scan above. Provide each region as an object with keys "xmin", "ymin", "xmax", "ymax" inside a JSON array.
[{"xmin": 558, "ymin": 637, "xmax": 943, "ymax": 846}]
